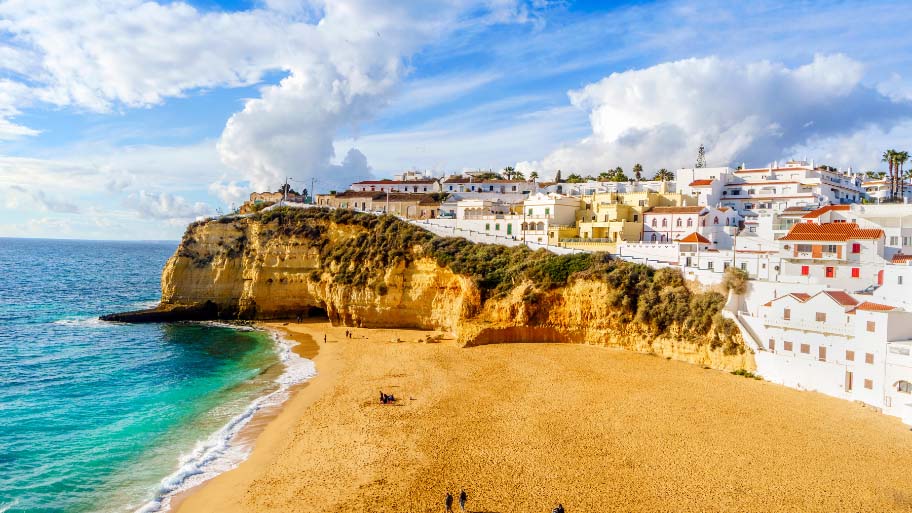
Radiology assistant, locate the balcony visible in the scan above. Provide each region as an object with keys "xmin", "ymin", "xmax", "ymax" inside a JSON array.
[{"xmin": 762, "ymin": 316, "xmax": 853, "ymax": 336}]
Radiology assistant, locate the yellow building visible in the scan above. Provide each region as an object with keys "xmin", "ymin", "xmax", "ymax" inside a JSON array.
[{"xmin": 558, "ymin": 188, "xmax": 696, "ymax": 251}]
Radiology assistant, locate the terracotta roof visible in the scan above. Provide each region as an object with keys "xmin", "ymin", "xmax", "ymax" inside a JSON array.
[
  {"xmin": 353, "ymin": 179, "xmax": 436, "ymax": 185},
  {"xmin": 689, "ymin": 179, "xmax": 714, "ymax": 187},
  {"xmin": 779, "ymin": 222, "xmax": 884, "ymax": 242},
  {"xmin": 801, "ymin": 205, "xmax": 851, "ymax": 219},
  {"xmin": 677, "ymin": 232, "xmax": 711, "ymax": 243},
  {"xmin": 724, "ymin": 181, "xmax": 800, "ymax": 186},
  {"xmin": 765, "ymin": 292, "xmax": 812, "ymax": 306},
  {"xmin": 783, "ymin": 206, "xmax": 814, "ymax": 212},
  {"xmin": 854, "ymin": 301, "xmax": 896, "ymax": 312},
  {"xmin": 442, "ymin": 177, "xmax": 529, "ymax": 184},
  {"xmin": 822, "ymin": 290, "xmax": 859, "ymax": 306},
  {"xmin": 717, "ymin": 207, "xmax": 731, "ymax": 212},
  {"xmin": 647, "ymin": 206, "xmax": 706, "ymax": 214},
  {"xmin": 892, "ymin": 253, "xmax": 912, "ymax": 264}
]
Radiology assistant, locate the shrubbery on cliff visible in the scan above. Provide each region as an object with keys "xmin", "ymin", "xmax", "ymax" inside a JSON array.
[{"xmin": 204, "ymin": 207, "xmax": 741, "ymax": 352}]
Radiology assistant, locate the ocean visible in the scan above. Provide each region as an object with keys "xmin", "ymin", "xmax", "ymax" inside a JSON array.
[{"xmin": 0, "ymin": 238, "xmax": 314, "ymax": 513}]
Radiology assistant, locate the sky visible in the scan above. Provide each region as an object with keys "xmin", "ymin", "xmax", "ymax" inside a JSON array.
[{"xmin": 2, "ymin": 0, "xmax": 912, "ymax": 240}]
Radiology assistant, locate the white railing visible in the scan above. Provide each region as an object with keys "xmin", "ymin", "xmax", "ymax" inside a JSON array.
[{"xmin": 761, "ymin": 316, "xmax": 853, "ymax": 336}]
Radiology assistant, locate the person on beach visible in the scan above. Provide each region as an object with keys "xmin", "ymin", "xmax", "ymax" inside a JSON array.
[
  {"xmin": 459, "ymin": 489, "xmax": 467, "ymax": 512},
  {"xmin": 552, "ymin": 503, "xmax": 565, "ymax": 513},
  {"xmin": 445, "ymin": 492, "xmax": 454, "ymax": 512},
  {"xmin": 323, "ymin": 334, "xmax": 327, "ymax": 344}
]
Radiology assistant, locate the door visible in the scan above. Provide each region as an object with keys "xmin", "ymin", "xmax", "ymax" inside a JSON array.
[
  {"xmin": 845, "ymin": 371, "xmax": 853, "ymax": 392},
  {"xmin": 506, "ymin": 224, "xmax": 512, "ymax": 235},
  {"xmin": 878, "ymin": 270, "xmax": 884, "ymax": 285}
]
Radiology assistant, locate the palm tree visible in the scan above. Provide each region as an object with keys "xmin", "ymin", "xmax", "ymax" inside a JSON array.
[
  {"xmin": 598, "ymin": 171, "xmax": 612, "ymax": 182},
  {"xmin": 502, "ymin": 166, "xmax": 516, "ymax": 179},
  {"xmin": 882, "ymin": 149, "xmax": 897, "ymax": 200},
  {"xmin": 529, "ymin": 171, "xmax": 538, "ymax": 182},
  {"xmin": 654, "ymin": 168, "xmax": 674, "ymax": 181},
  {"xmin": 555, "ymin": 170, "xmax": 562, "ymax": 183},
  {"xmin": 895, "ymin": 151, "xmax": 909, "ymax": 200},
  {"xmin": 632, "ymin": 163, "xmax": 643, "ymax": 181}
]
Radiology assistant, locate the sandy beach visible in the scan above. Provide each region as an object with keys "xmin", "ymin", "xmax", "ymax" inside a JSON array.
[{"xmin": 173, "ymin": 321, "xmax": 912, "ymax": 513}]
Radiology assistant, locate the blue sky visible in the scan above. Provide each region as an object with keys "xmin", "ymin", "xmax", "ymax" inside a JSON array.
[{"xmin": 2, "ymin": 0, "xmax": 912, "ymax": 239}]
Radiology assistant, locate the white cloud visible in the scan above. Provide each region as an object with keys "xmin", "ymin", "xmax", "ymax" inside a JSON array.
[
  {"xmin": 7, "ymin": 185, "xmax": 81, "ymax": 213},
  {"xmin": 130, "ymin": 190, "xmax": 211, "ymax": 221},
  {"xmin": 525, "ymin": 54, "xmax": 912, "ymax": 177}
]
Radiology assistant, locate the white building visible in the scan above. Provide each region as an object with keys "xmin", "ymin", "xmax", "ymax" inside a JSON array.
[
  {"xmin": 350, "ymin": 178, "xmax": 441, "ymax": 193},
  {"xmin": 440, "ymin": 176, "xmax": 536, "ymax": 196},
  {"xmin": 642, "ymin": 205, "xmax": 740, "ymax": 248},
  {"xmin": 751, "ymin": 290, "xmax": 912, "ymax": 424}
]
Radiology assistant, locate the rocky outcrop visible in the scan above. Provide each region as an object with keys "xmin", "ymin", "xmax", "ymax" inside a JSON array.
[{"xmin": 106, "ymin": 211, "xmax": 753, "ymax": 371}]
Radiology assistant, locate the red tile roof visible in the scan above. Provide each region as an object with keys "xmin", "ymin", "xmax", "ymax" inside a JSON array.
[
  {"xmin": 892, "ymin": 253, "xmax": 912, "ymax": 264},
  {"xmin": 822, "ymin": 290, "xmax": 859, "ymax": 307},
  {"xmin": 801, "ymin": 205, "xmax": 851, "ymax": 218},
  {"xmin": 689, "ymin": 179, "xmax": 714, "ymax": 187},
  {"xmin": 353, "ymin": 179, "xmax": 437, "ymax": 185},
  {"xmin": 724, "ymin": 181, "xmax": 800, "ymax": 186},
  {"xmin": 779, "ymin": 222, "xmax": 883, "ymax": 242},
  {"xmin": 647, "ymin": 206, "xmax": 706, "ymax": 214},
  {"xmin": 764, "ymin": 292, "xmax": 812, "ymax": 307},
  {"xmin": 854, "ymin": 301, "xmax": 896, "ymax": 312},
  {"xmin": 677, "ymin": 232, "xmax": 711, "ymax": 243}
]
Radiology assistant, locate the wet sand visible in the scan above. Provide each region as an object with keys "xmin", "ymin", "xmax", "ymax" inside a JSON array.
[{"xmin": 174, "ymin": 321, "xmax": 912, "ymax": 512}]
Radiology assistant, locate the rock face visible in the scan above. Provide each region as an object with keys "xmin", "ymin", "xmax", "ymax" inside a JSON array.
[{"xmin": 107, "ymin": 213, "xmax": 753, "ymax": 371}]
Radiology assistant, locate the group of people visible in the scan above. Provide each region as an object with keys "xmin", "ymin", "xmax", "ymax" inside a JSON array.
[
  {"xmin": 379, "ymin": 391, "xmax": 396, "ymax": 404},
  {"xmin": 443, "ymin": 490, "xmax": 563, "ymax": 512},
  {"xmin": 444, "ymin": 490, "xmax": 468, "ymax": 512},
  {"xmin": 344, "ymin": 330, "xmax": 353, "ymax": 338}
]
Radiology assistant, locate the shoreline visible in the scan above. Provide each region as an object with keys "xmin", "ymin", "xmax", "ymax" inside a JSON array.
[
  {"xmin": 139, "ymin": 321, "xmax": 323, "ymax": 513},
  {"xmin": 170, "ymin": 320, "xmax": 349, "ymax": 513}
]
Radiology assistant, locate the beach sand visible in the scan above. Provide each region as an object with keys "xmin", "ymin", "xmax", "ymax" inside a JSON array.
[{"xmin": 174, "ymin": 321, "xmax": 912, "ymax": 513}]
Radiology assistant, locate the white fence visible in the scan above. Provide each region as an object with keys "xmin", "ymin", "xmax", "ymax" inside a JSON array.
[{"xmin": 410, "ymin": 218, "xmax": 586, "ymax": 255}]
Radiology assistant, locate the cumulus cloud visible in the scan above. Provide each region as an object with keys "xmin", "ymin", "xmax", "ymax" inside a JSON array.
[
  {"xmin": 130, "ymin": 191, "xmax": 211, "ymax": 221},
  {"xmin": 7, "ymin": 185, "xmax": 81, "ymax": 213},
  {"xmin": 527, "ymin": 54, "xmax": 912, "ymax": 177}
]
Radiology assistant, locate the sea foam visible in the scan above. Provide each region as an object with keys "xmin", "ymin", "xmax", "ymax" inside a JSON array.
[{"xmin": 134, "ymin": 327, "xmax": 317, "ymax": 513}]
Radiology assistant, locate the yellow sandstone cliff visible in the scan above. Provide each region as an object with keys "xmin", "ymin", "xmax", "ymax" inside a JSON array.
[{"xmin": 139, "ymin": 211, "xmax": 754, "ymax": 371}]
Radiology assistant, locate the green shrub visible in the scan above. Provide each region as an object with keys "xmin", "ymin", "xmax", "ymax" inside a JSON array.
[{"xmin": 722, "ymin": 266, "xmax": 749, "ymax": 294}]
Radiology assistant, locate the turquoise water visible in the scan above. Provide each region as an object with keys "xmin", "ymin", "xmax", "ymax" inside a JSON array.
[{"xmin": 0, "ymin": 238, "xmax": 303, "ymax": 513}]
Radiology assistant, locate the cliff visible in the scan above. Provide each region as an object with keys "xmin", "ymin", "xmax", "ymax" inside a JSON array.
[{"xmin": 103, "ymin": 208, "xmax": 753, "ymax": 371}]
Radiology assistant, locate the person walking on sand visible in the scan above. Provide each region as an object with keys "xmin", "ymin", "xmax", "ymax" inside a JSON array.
[
  {"xmin": 323, "ymin": 334, "xmax": 327, "ymax": 344},
  {"xmin": 445, "ymin": 492, "xmax": 453, "ymax": 512},
  {"xmin": 459, "ymin": 489, "xmax": 467, "ymax": 512},
  {"xmin": 552, "ymin": 503, "xmax": 565, "ymax": 513}
]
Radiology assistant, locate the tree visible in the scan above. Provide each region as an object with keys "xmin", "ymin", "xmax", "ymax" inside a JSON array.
[
  {"xmin": 597, "ymin": 171, "xmax": 612, "ymax": 181},
  {"xmin": 529, "ymin": 171, "xmax": 539, "ymax": 182},
  {"xmin": 696, "ymin": 144, "xmax": 706, "ymax": 168},
  {"xmin": 654, "ymin": 168, "xmax": 674, "ymax": 181},
  {"xmin": 502, "ymin": 166, "xmax": 517, "ymax": 179},
  {"xmin": 611, "ymin": 168, "xmax": 629, "ymax": 182},
  {"xmin": 632, "ymin": 163, "xmax": 643, "ymax": 181},
  {"xmin": 895, "ymin": 151, "xmax": 909, "ymax": 200},
  {"xmin": 882, "ymin": 149, "xmax": 896, "ymax": 200},
  {"xmin": 474, "ymin": 171, "xmax": 504, "ymax": 180},
  {"xmin": 565, "ymin": 173, "xmax": 585, "ymax": 183},
  {"xmin": 555, "ymin": 170, "xmax": 563, "ymax": 183}
]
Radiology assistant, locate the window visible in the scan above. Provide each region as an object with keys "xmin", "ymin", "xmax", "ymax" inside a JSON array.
[
  {"xmin": 851, "ymin": 267, "xmax": 860, "ymax": 278},
  {"xmin": 864, "ymin": 379, "xmax": 873, "ymax": 390},
  {"xmin": 851, "ymin": 243, "xmax": 861, "ymax": 253},
  {"xmin": 900, "ymin": 275, "xmax": 904, "ymax": 285},
  {"xmin": 651, "ymin": 233, "xmax": 657, "ymax": 241},
  {"xmin": 865, "ymin": 353, "xmax": 874, "ymax": 364},
  {"xmin": 824, "ymin": 244, "xmax": 837, "ymax": 253},
  {"xmin": 707, "ymin": 261, "xmax": 714, "ymax": 270},
  {"xmin": 825, "ymin": 267, "xmax": 835, "ymax": 278},
  {"xmin": 740, "ymin": 262, "xmax": 747, "ymax": 271},
  {"xmin": 544, "ymin": 208, "xmax": 550, "ymax": 216},
  {"xmin": 783, "ymin": 308, "xmax": 791, "ymax": 320},
  {"xmin": 633, "ymin": 214, "xmax": 639, "ymax": 222},
  {"xmin": 815, "ymin": 312, "xmax": 826, "ymax": 322},
  {"xmin": 714, "ymin": 216, "xmax": 720, "ymax": 224},
  {"xmin": 687, "ymin": 218, "xmax": 693, "ymax": 227},
  {"xmin": 897, "ymin": 380, "xmax": 912, "ymax": 394},
  {"xmin": 528, "ymin": 208, "xmax": 533, "ymax": 216},
  {"xmin": 818, "ymin": 346, "xmax": 826, "ymax": 361},
  {"xmin": 662, "ymin": 218, "xmax": 667, "ymax": 227},
  {"xmin": 784, "ymin": 341, "xmax": 794, "ymax": 351},
  {"xmin": 801, "ymin": 265, "xmax": 809, "ymax": 276},
  {"xmin": 495, "ymin": 223, "xmax": 500, "ymax": 231},
  {"xmin": 800, "ymin": 343, "xmax": 810, "ymax": 354},
  {"xmin": 797, "ymin": 244, "xmax": 812, "ymax": 252},
  {"xmin": 905, "ymin": 236, "xmax": 912, "ymax": 246},
  {"xmin": 485, "ymin": 223, "xmax": 490, "ymax": 231},
  {"xmin": 846, "ymin": 350, "xmax": 855, "ymax": 361},
  {"xmin": 890, "ymin": 236, "xmax": 899, "ymax": 246},
  {"xmin": 769, "ymin": 339, "xmax": 776, "ymax": 351},
  {"xmin": 651, "ymin": 219, "xmax": 657, "ymax": 227},
  {"xmin": 867, "ymin": 321, "xmax": 876, "ymax": 332},
  {"xmin": 676, "ymin": 218, "xmax": 682, "ymax": 227}
]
